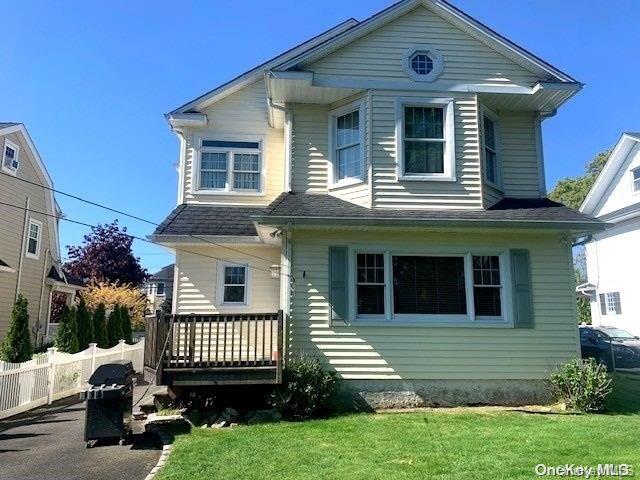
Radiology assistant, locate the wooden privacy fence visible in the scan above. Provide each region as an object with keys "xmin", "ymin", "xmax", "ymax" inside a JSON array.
[{"xmin": 0, "ymin": 339, "xmax": 144, "ymax": 420}]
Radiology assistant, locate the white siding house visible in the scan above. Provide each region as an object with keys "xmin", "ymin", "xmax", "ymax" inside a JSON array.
[
  {"xmin": 150, "ymin": 0, "xmax": 602, "ymax": 405},
  {"xmin": 580, "ymin": 133, "xmax": 640, "ymax": 336}
]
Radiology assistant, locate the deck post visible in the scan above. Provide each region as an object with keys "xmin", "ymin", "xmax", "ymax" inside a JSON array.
[
  {"xmin": 155, "ymin": 312, "xmax": 169, "ymax": 385},
  {"xmin": 276, "ymin": 310, "xmax": 284, "ymax": 384}
]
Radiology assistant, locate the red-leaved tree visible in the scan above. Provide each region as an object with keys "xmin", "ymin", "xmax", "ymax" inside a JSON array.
[{"xmin": 65, "ymin": 221, "xmax": 148, "ymax": 287}]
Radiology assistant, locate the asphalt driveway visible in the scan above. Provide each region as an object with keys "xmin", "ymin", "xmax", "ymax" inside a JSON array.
[{"xmin": 0, "ymin": 383, "xmax": 162, "ymax": 480}]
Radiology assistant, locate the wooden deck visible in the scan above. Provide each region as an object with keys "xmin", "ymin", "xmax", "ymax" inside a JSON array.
[{"xmin": 145, "ymin": 311, "xmax": 284, "ymax": 386}]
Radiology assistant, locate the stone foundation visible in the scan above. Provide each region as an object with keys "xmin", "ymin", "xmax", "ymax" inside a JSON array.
[{"xmin": 340, "ymin": 379, "xmax": 552, "ymax": 410}]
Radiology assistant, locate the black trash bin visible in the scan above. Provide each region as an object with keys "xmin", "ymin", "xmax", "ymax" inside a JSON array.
[{"xmin": 80, "ymin": 360, "xmax": 135, "ymax": 447}]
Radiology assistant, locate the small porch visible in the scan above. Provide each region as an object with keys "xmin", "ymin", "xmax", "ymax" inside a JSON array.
[{"xmin": 145, "ymin": 311, "xmax": 284, "ymax": 387}]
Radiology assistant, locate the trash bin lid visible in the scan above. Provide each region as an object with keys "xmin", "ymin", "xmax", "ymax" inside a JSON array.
[{"xmin": 88, "ymin": 360, "xmax": 134, "ymax": 385}]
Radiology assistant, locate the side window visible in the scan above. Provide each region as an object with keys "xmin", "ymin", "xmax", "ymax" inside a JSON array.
[
  {"xmin": 198, "ymin": 140, "xmax": 262, "ymax": 194},
  {"xmin": 599, "ymin": 292, "xmax": 622, "ymax": 315},
  {"xmin": 481, "ymin": 113, "xmax": 500, "ymax": 187},
  {"xmin": 2, "ymin": 139, "xmax": 20, "ymax": 175},
  {"xmin": 220, "ymin": 264, "xmax": 248, "ymax": 305},
  {"xmin": 156, "ymin": 282, "xmax": 165, "ymax": 296},
  {"xmin": 329, "ymin": 102, "xmax": 364, "ymax": 186},
  {"xmin": 25, "ymin": 218, "xmax": 42, "ymax": 259},
  {"xmin": 632, "ymin": 167, "xmax": 640, "ymax": 193}
]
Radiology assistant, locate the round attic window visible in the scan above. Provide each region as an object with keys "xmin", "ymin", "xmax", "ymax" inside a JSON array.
[{"xmin": 403, "ymin": 45, "xmax": 443, "ymax": 82}]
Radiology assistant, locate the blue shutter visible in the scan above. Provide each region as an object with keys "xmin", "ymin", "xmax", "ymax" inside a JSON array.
[
  {"xmin": 328, "ymin": 246, "xmax": 349, "ymax": 324},
  {"xmin": 510, "ymin": 249, "xmax": 533, "ymax": 328}
]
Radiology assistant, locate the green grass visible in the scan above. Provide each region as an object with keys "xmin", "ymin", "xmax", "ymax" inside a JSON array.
[{"xmin": 156, "ymin": 409, "xmax": 640, "ymax": 480}]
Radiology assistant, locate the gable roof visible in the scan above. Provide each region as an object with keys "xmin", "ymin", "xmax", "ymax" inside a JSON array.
[
  {"xmin": 149, "ymin": 264, "xmax": 175, "ymax": 282},
  {"xmin": 169, "ymin": 0, "xmax": 579, "ymax": 116},
  {"xmin": 580, "ymin": 132, "xmax": 640, "ymax": 216}
]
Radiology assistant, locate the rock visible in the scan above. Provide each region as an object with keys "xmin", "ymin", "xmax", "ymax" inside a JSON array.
[
  {"xmin": 220, "ymin": 407, "xmax": 240, "ymax": 422},
  {"xmin": 246, "ymin": 409, "xmax": 282, "ymax": 425},
  {"xmin": 211, "ymin": 420, "xmax": 229, "ymax": 429},
  {"xmin": 200, "ymin": 424, "xmax": 209, "ymax": 429},
  {"xmin": 230, "ymin": 422, "xmax": 239, "ymax": 428}
]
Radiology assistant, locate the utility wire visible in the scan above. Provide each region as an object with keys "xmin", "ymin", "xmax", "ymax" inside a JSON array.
[{"xmin": 0, "ymin": 170, "xmax": 283, "ymax": 269}]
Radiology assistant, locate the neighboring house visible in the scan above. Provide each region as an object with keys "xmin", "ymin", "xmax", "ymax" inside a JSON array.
[
  {"xmin": 580, "ymin": 133, "xmax": 640, "ymax": 336},
  {"xmin": 0, "ymin": 123, "xmax": 84, "ymax": 345},
  {"xmin": 150, "ymin": 0, "xmax": 603, "ymax": 405},
  {"xmin": 145, "ymin": 263, "xmax": 174, "ymax": 315}
]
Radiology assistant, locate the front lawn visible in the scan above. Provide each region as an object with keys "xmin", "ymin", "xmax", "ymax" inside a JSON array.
[{"xmin": 156, "ymin": 409, "xmax": 640, "ymax": 480}]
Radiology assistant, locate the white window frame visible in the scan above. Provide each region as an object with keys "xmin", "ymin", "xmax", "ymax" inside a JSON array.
[
  {"xmin": 348, "ymin": 246, "xmax": 511, "ymax": 326},
  {"xmin": 604, "ymin": 292, "xmax": 620, "ymax": 315},
  {"xmin": 155, "ymin": 282, "xmax": 165, "ymax": 296},
  {"xmin": 2, "ymin": 139, "xmax": 20, "ymax": 175},
  {"xmin": 193, "ymin": 134, "xmax": 266, "ymax": 196},
  {"xmin": 480, "ymin": 107, "xmax": 502, "ymax": 189},
  {"xmin": 328, "ymin": 100, "xmax": 366, "ymax": 188},
  {"xmin": 631, "ymin": 166, "xmax": 640, "ymax": 194},
  {"xmin": 216, "ymin": 262, "xmax": 250, "ymax": 307},
  {"xmin": 402, "ymin": 45, "xmax": 444, "ymax": 82},
  {"xmin": 25, "ymin": 218, "xmax": 43, "ymax": 260},
  {"xmin": 395, "ymin": 97, "xmax": 456, "ymax": 182}
]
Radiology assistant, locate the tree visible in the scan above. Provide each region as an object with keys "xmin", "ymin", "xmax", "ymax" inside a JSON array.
[
  {"xmin": 107, "ymin": 306, "xmax": 123, "ymax": 348},
  {"xmin": 549, "ymin": 150, "xmax": 610, "ymax": 210},
  {"xmin": 82, "ymin": 282, "xmax": 147, "ymax": 331},
  {"xmin": 93, "ymin": 303, "xmax": 108, "ymax": 349},
  {"xmin": 0, "ymin": 295, "xmax": 33, "ymax": 363},
  {"xmin": 120, "ymin": 306, "xmax": 133, "ymax": 344},
  {"xmin": 56, "ymin": 306, "xmax": 80, "ymax": 354},
  {"xmin": 76, "ymin": 297, "xmax": 93, "ymax": 350},
  {"xmin": 65, "ymin": 220, "xmax": 148, "ymax": 286}
]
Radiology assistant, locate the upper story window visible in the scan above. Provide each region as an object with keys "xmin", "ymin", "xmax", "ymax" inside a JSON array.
[
  {"xmin": 2, "ymin": 139, "xmax": 20, "ymax": 175},
  {"xmin": 156, "ymin": 282, "xmax": 165, "ymax": 296},
  {"xmin": 25, "ymin": 218, "xmax": 42, "ymax": 259},
  {"xmin": 600, "ymin": 292, "xmax": 621, "ymax": 316},
  {"xmin": 481, "ymin": 111, "xmax": 501, "ymax": 187},
  {"xmin": 197, "ymin": 139, "xmax": 263, "ymax": 195},
  {"xmin": 395, "ymin": 98, "xmax": 456, "ymax": 182},
  {"xmin": 329, "ymin": 101, "xmax": 365, "ymax": 187},
  {"xmin": 403, "ymin": 45, "xmax": 444, "ymax": 82},
  {"xmin": 632, "ymin": 167, "xmax": 640, "ymax": 193}
]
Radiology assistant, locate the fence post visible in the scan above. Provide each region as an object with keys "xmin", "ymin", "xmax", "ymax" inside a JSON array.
[
  {"xmin": 119, "ymin": 339, "xmax": 126, "ymax": 360},
  {"xmin": 89, "ymin": 343, "xmax": 97, "ymax": 373},
  {"xmin": 46, "ymin": 347, "xmax": 58, "ymax": 405}
]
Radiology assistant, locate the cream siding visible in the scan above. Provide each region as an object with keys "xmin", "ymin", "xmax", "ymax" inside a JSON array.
[
  {"xmin": 289, "ymin": 229, "xmax": 577, "ymax": 380},
  {"xmin": 499, "ymin": 111, "xmax": 542, "ymax": 198},
  {"xmin": 0, "ymin": 131, "xmax": 55, "ymax": 340},
  {"xmin": 181, "ymin": 80, "xmax": 285, "ymax": 205},
  {"xmin": 174, "ymin": 245, "xmax": 280, "ymax": 315},
  {"xmin": 371, "ymin": 91, "xmax": 482, "ymax": 209},
  {"xmin": 306, "ymin": 6, "xmax": 542, "ymax": 88}
]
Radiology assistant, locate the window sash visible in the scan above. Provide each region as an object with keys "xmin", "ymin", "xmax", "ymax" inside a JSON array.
[
  {"xmin": 482, "ymin": 115, "xmax": 499, "ymax": 185},
  {"xmin": 332, "ymin": 107, "xmax": 363, "ymax": 183},
  {"xmin": 26, "ymin": 221, "xmax": 40, "ymax": 256},
  {"xmin": 156, "ymin": 283, "xmax": 165, "ymax": 295},
  {"xmin": 222, "ymin": 266, "xmax": 247, "ymax": 304},
  {"xmin": 2, "ymin": 141, "xmax": 19, "ymax": 172},
  {"xmin": 633, "ymin": 168, "xmax": 640, "ymax": 192},
  {"xmin": 199, "ymin": 141, "xmax": 262, "ymax": 193}
]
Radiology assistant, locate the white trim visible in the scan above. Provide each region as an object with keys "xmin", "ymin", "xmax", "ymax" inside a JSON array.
[
  {"xmin": 479, "ymin": 105, "xmax": 503, "ymax": 190},
  {"xmin": 216, "ymin": 262, "xmax": 250, "ymax": 307},
  {"xmin": 1, "ymin": 138, "xmax": 20, "ymax": 175},
  {"xmin": 395, "ymin": 97, "xmax": 456, "ymax": 182},
  {"xmin": 192, "ymin": 133, "xmax": 266, "ymax": 196},
  {"xmin": 402, "ymin": 44, "xmax": 444, "ymax": 82},
  {"xmin": 327, "ymin": 99, "xmax": 366, "ymax": 187},
  {"xmin": 25, "ymin": 218, "xmax": 43, "ymax": 260},
  {"xmin": 630, "ymin": 166, "xmax": 640, "ymax": 195}
]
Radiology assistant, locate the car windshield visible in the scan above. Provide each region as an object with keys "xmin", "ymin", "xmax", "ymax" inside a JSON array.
[{"xmin": 603, "ymin": 328, "xmax": 636, "ymax": 340}]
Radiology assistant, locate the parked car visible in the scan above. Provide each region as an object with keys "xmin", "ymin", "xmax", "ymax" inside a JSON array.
[{"xmin": 579, "ymin": 325, "xmax": 640, "ymax": 370}]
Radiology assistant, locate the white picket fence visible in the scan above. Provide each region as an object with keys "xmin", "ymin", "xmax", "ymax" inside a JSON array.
[{"xmin": 0, "ymin": 339, "xmax": 144, "ymax": 420}]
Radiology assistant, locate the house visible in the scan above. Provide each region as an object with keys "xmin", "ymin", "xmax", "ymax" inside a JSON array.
[
  {"xmin": 145, "ymin": 263, "xmax": 174, "ymax": 315},
  {"xmin": 149, "ymin": 0, "xmax": 603, "ymax": 406},
  {"xmin": 0, "ymin": 123, "xmax": 84, "ymax": 345},
  {"xmin": 580, "ymin": 133, "xmax": 640, "ymax": 337}
]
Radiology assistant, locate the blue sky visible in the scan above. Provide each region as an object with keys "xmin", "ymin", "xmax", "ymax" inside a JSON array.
[{"xmin": 1, "ymin": 0, "xmax": 638, "ymax": 273}]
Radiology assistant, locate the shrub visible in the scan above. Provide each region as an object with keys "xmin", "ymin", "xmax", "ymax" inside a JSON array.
[
  {"xmin": 550, "ymin": 358, "xmax": 612, "ymax": 412},
  {"xmin": 76, "ymin": 297, "xmax": 93, "ymax": 350},
  {"xmin": 55, "ymin": 306, "xmax": 80, "ymax": 353},
  {"xmin": 270, "ymin": 356, "xmax": 339, "ymax": 420},
  {"xmin": 93, "ymin": 303, "xmax": 108, "ymax": 348},
  {"xmin": 0, "ymin": 295, "xmax": 33, "ymax": 363},
  {"xmin": 83, "ymin": 282, "xmax": 146, "ymax": 331},
  {"xmin": 107, "ymin": 306, "xmax": 123, "ymax": 347},
  {"xmin": 120, "ymin": 305, "xmax": 133, "ymax": 344}
]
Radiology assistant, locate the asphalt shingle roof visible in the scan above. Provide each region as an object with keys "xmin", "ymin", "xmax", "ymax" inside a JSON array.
[
  {"xmin": 47, "ymin": 266, "xmax": 85, "ymax": 287},
  {"xmin": 153, "ymin": 204, "xmax": 262, "ymax": 237},
  {"xmin": 150, "ymin": 263, "xmax": 175, "ymax": 281}
]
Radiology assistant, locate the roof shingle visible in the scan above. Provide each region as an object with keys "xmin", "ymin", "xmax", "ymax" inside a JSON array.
[{"xmin": 153, "ymin": 204, "xmax": 262, "ymax": 237}]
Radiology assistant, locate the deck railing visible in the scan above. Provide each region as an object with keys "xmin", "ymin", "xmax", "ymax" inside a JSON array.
[{"xmin": 146, "ymin": 311, "xmax": 284, "ymax": 385}]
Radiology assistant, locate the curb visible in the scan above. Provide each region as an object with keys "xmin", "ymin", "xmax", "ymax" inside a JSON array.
[{"xmin": 144, "ymin": 426, "xmax": 173, "ymax": 480}]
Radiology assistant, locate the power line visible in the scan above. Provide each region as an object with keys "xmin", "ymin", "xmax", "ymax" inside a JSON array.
[
  {"xmin": 0, "ymin": 170, "xmax": 281, "ymax": 268},
  {"xmin": 0, "ymin": 200, "xmax": 290, "ymax": 279}
]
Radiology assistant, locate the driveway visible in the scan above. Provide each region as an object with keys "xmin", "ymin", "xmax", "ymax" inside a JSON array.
[{"xmin": 0, "ymin": 381, "xmax": 162, "ymax": 480}]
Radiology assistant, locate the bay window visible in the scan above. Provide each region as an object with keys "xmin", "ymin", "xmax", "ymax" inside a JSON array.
[
  {"xmin": 329, "ymin": 101, "xmax": 365, "ymax": 186},
  {"xmin": 482, "ymin": 113, "xmax": 500, "ymax": 186},
  {"xmin": 198, "ymin": 139, "xmax": 262, "ymax": 194}
]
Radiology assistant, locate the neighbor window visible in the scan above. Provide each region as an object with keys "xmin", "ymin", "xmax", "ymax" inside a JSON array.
[
  {"xmin": 2, "ymin": 139, "xmax": 19, "ymax": 174},
  {"xmin": 156, "ymin": 282, "xmax": 165, "ymax": 295},
  {"xmin": 26, "ymin": 219, "xmax": 42, "ymax": 259},
  {"xmin": 632, "ymin": 167, "xmax": 640, "ymax": 192},
  {"xmin": 222, "ymin": 265, "xmax": 247, "ymax": 304},
  {"xmin": 356, "ymin": 254, "xmax": 385, "ymax": 315},
  {"xmin": 396, "ymin": 99, "xmax": 455, "ymax": 181},
  {"xmin": 199, "ymin": 139, "xmax": 261, "ymax": 193},
  {"xmin": 330, "ymin": 102, "xmax": 364, "ymax": 185},
  {"xmin": 472, "ymin": 256, "xmax": 502, "ymax": 317},
  {"xmin": 482, "ymin": 115, "xmax": 499, "ymax": 185},
  {"xmin": 600, "ymin": 292, "xmax": 621, "ymax": 316}
]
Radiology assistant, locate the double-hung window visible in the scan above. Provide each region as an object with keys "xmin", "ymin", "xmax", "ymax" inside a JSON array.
[
  {"xmin": 482, "ymin": 113, "xmax": 500, "ymax": 186},
  {"xmin": 472, "ymin": 255, "xmax": 502, "ymax": 317},
  {"xmin": 26, "ymin": 219, "xmax": 42, "ymax": 259},
  {"xmin": 198, "ymin": 139, "xmax": 262, "ymax": 193},
  {"xmin": 2, "ymin": 139, "xmax": 19, "ymax": 175},
  {"xmin": 220, "ymin": 264, "xmax": 248, "ymax": 305},
  {"xmin": 329, "ymin": 102, "xmax": 364, "ymax": 185},
  {"xmin": 396, "ymin": 98, "xmax": 455, "ymax": 181},
  {"xmin": 356, "ymin": 254, "xmax": 385, "ymax": 315},
  {"xmin": 156, "ymin": 282, "xmax": 165, "ymax": 296},
  {"xmin": 632, "ymin": 167, "xmax": 640, "ymax": 193},
  {"xmin": 600, "ymin": 292, "xmax": 621, "ymax": 315}
]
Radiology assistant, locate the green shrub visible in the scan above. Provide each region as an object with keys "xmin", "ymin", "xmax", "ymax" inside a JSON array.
[
  {"xmin": 270, "ymin": 356, "xmax": 339, "ymax": 420},
  {"xmin": 120, "ymin": 305, "xmax": 133, "ymax": 344},
  {"xmin": 550, "ymin": 358, "xmax": 612, "ymax": 412},
  {"xmin": 0, "ymin": 295, "xmax": 33, "ymax": 363},
  {"xmin": 107, "ymin": 305, "xmax": 123, "ymax": 347},
  {"xmin": 76, "ymin": 297, "xmax": 93, "ymax": 350},
  {"xmin": 93, "ymin": 303, "xmax": 108, "ymax": 349},
  {"xmin": 55, "ymin": 306, "xmax": 80, "ymax": 353}
]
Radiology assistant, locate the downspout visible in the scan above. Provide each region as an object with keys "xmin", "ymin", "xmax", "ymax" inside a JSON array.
[
  {"xmin": 36, "ymin": 248, "xmax": 50, "ymax": 347},
  {"xmin": 15, "ymin": 196, "xmax": 30, "ymax": 300}
]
